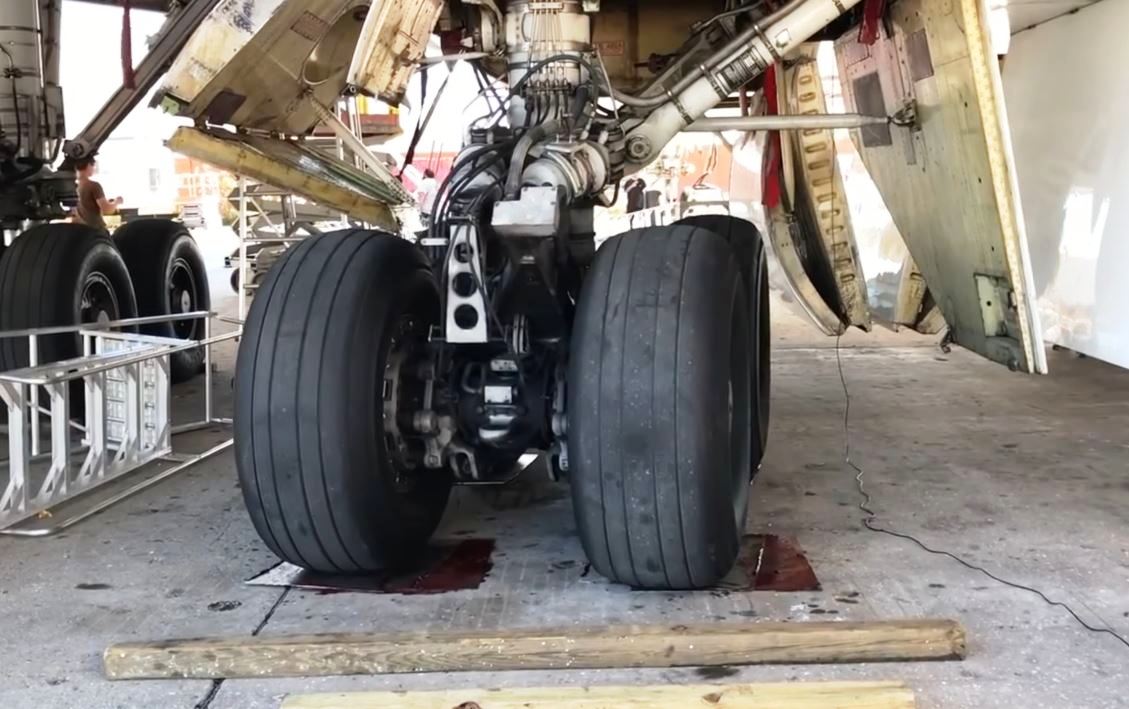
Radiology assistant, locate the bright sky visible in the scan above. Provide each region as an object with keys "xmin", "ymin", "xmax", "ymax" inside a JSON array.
[
  {"xmin": 60, "ymin": 1, "xmax": 179, "ymax": 141},
  {"xmin": 58, "ymin": 1, "xmax": 484, "ymax": 155}
]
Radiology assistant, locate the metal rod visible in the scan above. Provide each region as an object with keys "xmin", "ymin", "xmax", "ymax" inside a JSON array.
[
  {"xmin": 238, "ymin": 175, "xmax": 248, "ymax": 320},
  {"xmin": 685, "ymin": 113, "xmax": 890, "ymax": 132},
  {"xmin": 628, "ymin": 0, "xmax": 866, "ymax": 163},
  {"xmin": 309, "ymin": 100, "xmax": 411, "ymax": 203},
  {"xmin": 0, "ymin": 439, "xmax": 234, "ymax": 537},
  {"xmin": 29, "ymin": 335, "xmax": 39, "ymax": 457},
  {"xmin": 0, "ymin": 311, "xmax": 213, "ymax": 340},
  {"xmin": 420, "ymin": 51, "xmax": 491, "ymax": 64},
  {"xmin": 1, "ymin": 332, "xmax": 241, "ymax": 386},
  {"xmin": 204, "ymin": 317, "xmax": 213, "ymax": 423},
  {"xmin": 171, "ymin": 420, "xmax": 217, "ymax": 435}
]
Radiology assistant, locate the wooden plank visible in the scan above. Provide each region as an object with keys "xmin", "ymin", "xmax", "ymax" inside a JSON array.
[
  {"xmin": 282, "ymin": 681, "xmax": 917, "ymax": 709},
  {"xmin": 103, "ymin": 619, "xmax": 965, "ymax": 680}
]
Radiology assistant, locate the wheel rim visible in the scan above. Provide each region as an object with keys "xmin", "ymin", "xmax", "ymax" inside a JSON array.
[
  {"xmin": 169, "ymin": 257, "xmax": 199, "ymax": 339},
  {"xmin": 80, "ymin": 272, "xmax": 120, "ymax": 325},
  {"xmin": 379, "ymin": 282, "xmax": 439, "ymax": 494}
]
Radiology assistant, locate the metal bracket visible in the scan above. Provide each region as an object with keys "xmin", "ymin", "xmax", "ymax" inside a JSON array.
[{"xmin": 445, "ymin": 224, "xmax": 490, "ymax": 344}]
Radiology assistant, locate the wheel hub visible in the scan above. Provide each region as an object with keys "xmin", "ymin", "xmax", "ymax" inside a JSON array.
[
  {"xmin": 169, "ymin": 258, "xmax": 198, "ymax": 339},
  {"xmin": 80, "ymin": 272, "xmax": 120, "ymax": 327}
]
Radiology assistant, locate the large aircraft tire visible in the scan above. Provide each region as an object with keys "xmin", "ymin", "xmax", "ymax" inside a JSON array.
[
  {"xmin": 235, "ymin": 229, "xmax": 451, "ymax": 573},
  {"xmin": 568, "ymin": 225, "xmax": 754, "ymax": 589},
  {"xmin": 0, "ymin": 223, "xmax": 138, "ymax": 373},
  {"xmin": 114, "ymin": 219, "xmax": 211, "ymax": 383}
]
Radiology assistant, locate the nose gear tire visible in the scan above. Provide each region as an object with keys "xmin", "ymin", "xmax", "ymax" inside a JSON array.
[
  {"xmin": 235, "ymin": 229, "xmax": 450, "ymax": 574},
  {"xmin": 568, "ymin": 225, "xmax": 754, "ymax": 590}
]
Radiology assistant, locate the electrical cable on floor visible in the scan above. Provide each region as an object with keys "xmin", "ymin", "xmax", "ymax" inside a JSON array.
[{"xmin": 833, "ymin": 334, "xmax": 1129, "ymax": 651}]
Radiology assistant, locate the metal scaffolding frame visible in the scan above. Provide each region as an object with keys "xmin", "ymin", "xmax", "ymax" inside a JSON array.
[{"xmin": 0, "ymin": 312, "xmax": 237, "ymax": 535}]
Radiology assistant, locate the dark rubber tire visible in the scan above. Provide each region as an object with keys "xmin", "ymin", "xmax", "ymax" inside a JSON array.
[
  {"xmin": 568, "ymin": 225, "xmax": 753, "ymax": 590},
  {"xmin": 113, "ymin": 219, "xmax": 211, "ymax": 383},
  {"xmin": 235, "ymin": 229, "xmax": 451, "ymax": 574},
  {"xmin": 0, "ymin": 223, "xmax": 137, "ymax": 374},
  {"xmin": 677, "ymin": 214, "xmax": 771, "ymax": 470}
]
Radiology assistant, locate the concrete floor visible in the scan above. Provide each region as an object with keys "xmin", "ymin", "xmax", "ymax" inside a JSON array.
[{"xmin": 2, "ymin": 301, "xmax": 1128, "ymax": 709}]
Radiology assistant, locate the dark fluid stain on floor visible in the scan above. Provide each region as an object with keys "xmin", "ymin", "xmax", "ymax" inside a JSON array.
[
  {"xmin": 729, "ymin": 534, "xmax": 821, "ymax": 592},
  {"xmin": 626, "ymin": 535, "xmax": 820, "ymax": 593},
  {"xmin": 207, "ymin": 600, "xmax": 242, "ymax": 612},
  {"xmin": 695, "ymin": 665, "xmax": 741, "ymax": 680},
  {"xmin": 248, "ymin": 539, "xmax": 495, "ymax": 596}
]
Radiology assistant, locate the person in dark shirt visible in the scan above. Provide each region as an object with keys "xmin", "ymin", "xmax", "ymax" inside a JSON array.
[
  {"xmin": 624, "ymin": 177, "xmax": 647, "ymax": 213},
  {"xmin": 74, "ymin": 157, "xmax": 121, "ymax": 232}
]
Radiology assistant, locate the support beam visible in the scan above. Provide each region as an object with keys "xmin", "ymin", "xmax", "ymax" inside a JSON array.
[
  {"xmin": 165, "ymin": 127, "xmax": 398, "ymax": 231},
  {"xmin": 74, "ymin": 0, "xmax": 172, "ymax": 10},
  {"xmin": 686, "ymin": 114, "xmax": 890, "ymax": 132},
  {"xmin": 103, "ymin": 619, "xmax": 966, "ymax": 680},
  {"xmin": 282, "ymin": 681, "xmax": 917, "ymax": 709}
]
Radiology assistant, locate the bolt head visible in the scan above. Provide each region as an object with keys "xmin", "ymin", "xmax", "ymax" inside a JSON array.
[{"xmin": 626, "ymin": 136, "xmax": 652, "ymax": 161}]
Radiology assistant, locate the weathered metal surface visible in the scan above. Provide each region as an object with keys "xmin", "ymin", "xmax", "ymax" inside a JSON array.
[
  {"xmin": 764, "ymin": 205, "xmax": 848, "ymax": 336},
  {"xmin": 780, "ymin": 50, "xmax": 871, "ymax": 331},
  {"xmin": 157, "ymin": 0, "xmax": 287, "ymax": 114},
  {"xmin": 835, "ymin": 0, "xmax": 1045, "ymax": 373},
  {"xmin": 591, "ymin": 0, "xmax": 727, "ymax": 91},
  {"xmin": 157, "ymin": 0, "xmax": 440, "ymax": 135},
  {"xmin": 348, "ymin": 0, "xmax": 445, "ymax": 103},
  {"xmin": 167, "ymin": 127, "xmax": 398, "ymax": 230}
]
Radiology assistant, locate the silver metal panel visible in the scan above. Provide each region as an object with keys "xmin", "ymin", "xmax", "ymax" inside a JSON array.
[{"xmin": 1003, "ymin": 0, "xmax": 1129, "ymax": 369}]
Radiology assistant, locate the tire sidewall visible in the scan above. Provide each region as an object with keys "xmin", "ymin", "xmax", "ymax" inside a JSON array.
[
  {"xmin": 676, "ymin": 214, "xmax": 771, "ymax": 467},
  {"xmin": 568, "ymin": 226, "xmax": 754, "ymax": 588},
  {"xmin": 114, "ymin": 220, "xmax": 210, "ymax": 381},
  {"xmin": 70, "ymin": 239, "xmax": 139, "ymax": 332},
  {"xmin": 235, "ymin": 232, "xmax": 451, "ymax": 572},
  {"xmin": 161, "ymin": 233, "xmax": 211, "ymax": 340}
]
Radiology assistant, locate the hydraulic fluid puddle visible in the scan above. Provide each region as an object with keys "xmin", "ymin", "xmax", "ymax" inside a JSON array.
[
  {"xmin": 245, "ymin": 539, "xmax": 495, "ymax": 595},
  {"xmin": 716, "ymin": 534, "xmax": 820, "ymax": 592}
]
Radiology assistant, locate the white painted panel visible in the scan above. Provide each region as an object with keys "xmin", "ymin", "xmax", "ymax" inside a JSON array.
[
  {"xmin": 1007, "ymin": 0, "xmax": 1099, "ymax": 34},
  {"xmin": 1004, "ymin": 0, "xmax": 1129, "ymax": 369}
]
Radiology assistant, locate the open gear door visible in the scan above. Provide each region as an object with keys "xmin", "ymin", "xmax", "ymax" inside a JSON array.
[{"xmin": 835, "ymin": 0, "xmax": 1046, "ymax": 373}]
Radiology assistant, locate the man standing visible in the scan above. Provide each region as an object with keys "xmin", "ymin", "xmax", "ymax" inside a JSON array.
[
  {"xmin": 416, "ymin": 168, "xmax": 439, "ymax": 223},
  {"xmin": 74, "ymin": 157, "xmax": 121, "ymax": 233}
]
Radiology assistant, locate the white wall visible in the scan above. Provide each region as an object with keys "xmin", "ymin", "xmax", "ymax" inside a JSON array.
[{"xmin": 1004, "ymin": 0, "xmax": 1129, "ymax": 368}]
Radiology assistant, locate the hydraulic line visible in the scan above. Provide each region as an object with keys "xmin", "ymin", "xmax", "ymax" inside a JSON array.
[{"xmin": 625, "ymin": 0, "xmax": 865, "ymax": 163}]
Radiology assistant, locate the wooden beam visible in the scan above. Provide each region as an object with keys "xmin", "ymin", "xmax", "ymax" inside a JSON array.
[
  {"xmin": 282, "ymin": 681, "xmax": 917, "ymax": 709},
  {"xmin": 103, "ymin": 619, "xmax": 965, "ymax": 680}
]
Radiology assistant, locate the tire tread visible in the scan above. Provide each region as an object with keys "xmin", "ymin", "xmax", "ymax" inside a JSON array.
[{"xmin": 569, "ymin": 225, "xmax": 750, "ymax": 589}]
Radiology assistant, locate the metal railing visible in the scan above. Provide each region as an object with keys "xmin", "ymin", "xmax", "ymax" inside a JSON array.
[{"xmin": 0, "ymin": 311, "xmax": 238, "ymax": 535}]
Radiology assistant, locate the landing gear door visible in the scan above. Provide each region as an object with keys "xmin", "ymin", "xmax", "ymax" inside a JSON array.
[
  {"xmin": 347, "ymin": 0, "xmax": 445, "ymax": 104},
  {"xmin": 835, "ymin": 0, "xmax": 1047, "ymax": 373}
]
